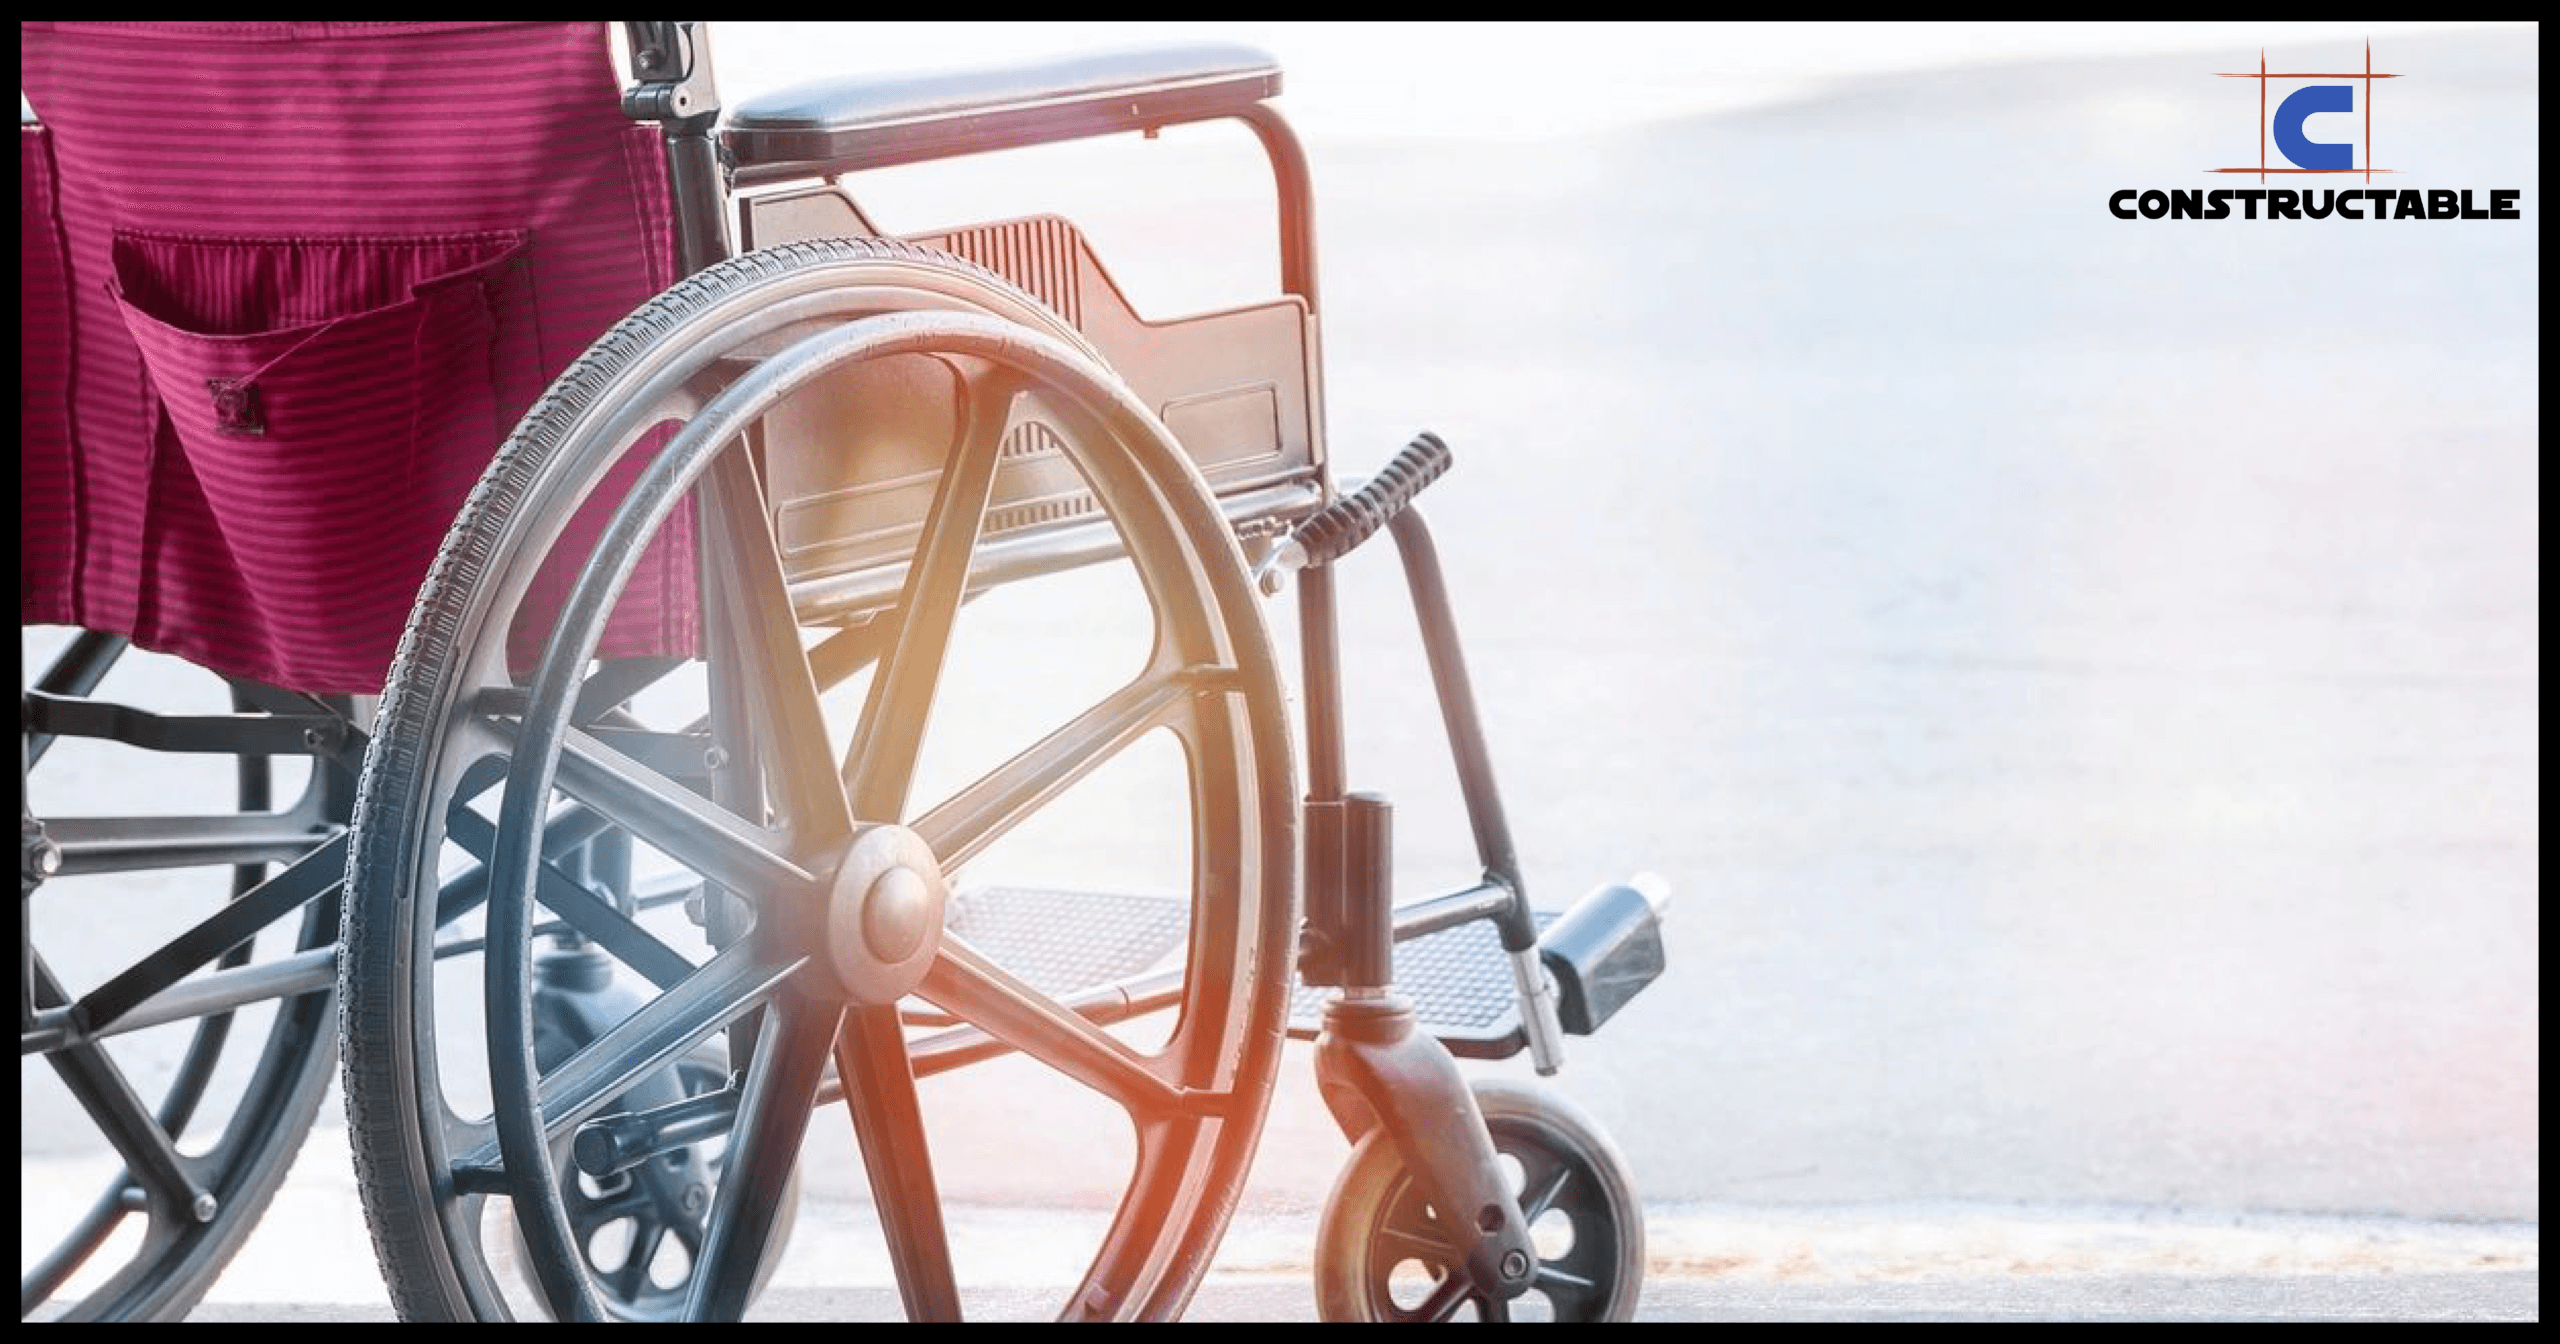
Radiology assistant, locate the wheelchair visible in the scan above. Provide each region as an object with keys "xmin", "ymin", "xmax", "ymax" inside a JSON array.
[{"xmin": 21, "ymin": 22, "xmax": 1669, "ymax": 1322}]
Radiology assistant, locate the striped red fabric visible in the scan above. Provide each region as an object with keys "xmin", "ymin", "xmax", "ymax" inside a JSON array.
[{"xmin": 20, "ymin": 21, "xmax": 695, "ymax": 695}]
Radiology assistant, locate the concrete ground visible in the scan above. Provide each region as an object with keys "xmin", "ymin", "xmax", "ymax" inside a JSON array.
[{"xmin": 132, "ymin": 1123, "xmax": 2543, "ymax": 1320}]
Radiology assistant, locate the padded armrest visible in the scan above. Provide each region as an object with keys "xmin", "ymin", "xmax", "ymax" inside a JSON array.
[{"xmin": 723, "ymin": 43, "xmax": 1281, "ymax": 177}]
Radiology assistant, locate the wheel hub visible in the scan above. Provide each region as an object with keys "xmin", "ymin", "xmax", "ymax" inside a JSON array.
[{"xmin": 822, "ymin": 824, "xmax": 949, "ymax": 1003}]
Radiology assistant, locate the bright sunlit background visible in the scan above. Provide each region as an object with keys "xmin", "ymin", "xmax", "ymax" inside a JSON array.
[
  {"xmin": 710, "ymin": 22, "xmax": 2514, "ymax": 140},
  {"xmin": 700, "ymin": 17, "xmax": 2540, "ymax": 1238}
]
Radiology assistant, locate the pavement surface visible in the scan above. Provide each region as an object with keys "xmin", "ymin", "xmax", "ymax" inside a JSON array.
[{"xmin": 60, "ymin": 1122, "xmax": 2534, "ymax": 1320}]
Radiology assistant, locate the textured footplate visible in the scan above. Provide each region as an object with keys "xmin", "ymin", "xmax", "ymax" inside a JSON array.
[
  {"xmin": 941, "ymin": 886, "xmax": 1546, "ymax": 1058},
  {"xmin": 1286, "ymin": 912, "xmax": 1556, "ymax": 1060},
  {"xmin": 942, "ymin": 886, "xmax": 1188, "ymax": 997}
]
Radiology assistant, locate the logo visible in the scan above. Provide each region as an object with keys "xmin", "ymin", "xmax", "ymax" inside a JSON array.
[
  {"xmin": 2108, "ymin": 42, "xmax": 2521, "ymax": 222},
  {"xmin": 2212, "ymin": 43, "xmax": 2397, "ymax": 181}
]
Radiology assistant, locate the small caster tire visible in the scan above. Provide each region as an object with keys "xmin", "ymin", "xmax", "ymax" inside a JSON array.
[{"xmin": 1314, "ymin": 1078, "xmax": 1643, "ymax": 1322}]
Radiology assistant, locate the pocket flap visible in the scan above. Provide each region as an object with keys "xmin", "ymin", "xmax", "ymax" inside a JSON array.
[{"xmin": 109, "ymin": 228, "xmax": 526, "ymax": 339}]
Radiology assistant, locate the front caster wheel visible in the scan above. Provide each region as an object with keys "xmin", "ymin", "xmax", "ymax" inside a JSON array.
[
  {"xmin": 489, "ymin": 1040, "xmax": 800, "ymax": 1320},
  {"xmin": 1314, "ymin": 1079, "xmax": 1644, "ymax": 1322}
]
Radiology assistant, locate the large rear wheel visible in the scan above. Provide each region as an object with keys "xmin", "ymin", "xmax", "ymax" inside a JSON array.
[{"xmin": 339, "ymin": 239, "xmax": 1299, "ymax": 1321}]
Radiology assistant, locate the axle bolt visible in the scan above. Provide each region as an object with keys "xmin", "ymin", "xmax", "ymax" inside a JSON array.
[
  {"xmin": 1501, "ymin": 1250, "xmax": 1530, "ymax": 1280},
  {"xmin": 863, "ymin": 867, "xmax": 933, "ymax": 962}
]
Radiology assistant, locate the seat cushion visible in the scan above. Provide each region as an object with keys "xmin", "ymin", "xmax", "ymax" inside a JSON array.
[{"xmin": 724, "ymin": 43, "xmax": 1279, "ymax": 173}]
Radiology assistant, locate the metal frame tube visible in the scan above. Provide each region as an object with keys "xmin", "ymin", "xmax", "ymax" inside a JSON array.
[
  {"xmin": 26, "ymin": 631, "xmax": 127, "ymax": 767},
  {"xmin": 1235, "ymin": 103, "xmax": 1320, "ymax": 314},
  {"xmin": 1384, "ymin": 506, "xmax": 1534, "ymax": 951},
  {"xmin": 1389, "ymin": 881, "xmax": 1514, "ymax": 942}
]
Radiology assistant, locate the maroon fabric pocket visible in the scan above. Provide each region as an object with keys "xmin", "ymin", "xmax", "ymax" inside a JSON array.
[
  {"xmin": 108, "ymin": 229, "xmax": 530, "ymax": 692},
  {"xmin": 22, "ymin": 126, "xmax": 78, "ymax": 622}
]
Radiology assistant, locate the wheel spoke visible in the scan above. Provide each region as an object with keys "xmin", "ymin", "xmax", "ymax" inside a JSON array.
[
  {"xmin": 553, "ymin": 724, "xmax": 815, "ymax": 898},
  {"xmin": 916, "ymin": 937, "xmax": 1192, "ymax": 1116},
  {"xmin": 908, "ymin": 668, "xmax": 1208, "ymax": 869},
  {"xmin": 441, "ymin": 805, "xmax": 696, "ymax": 992},
  {"xmin": 452, "ymin": 942, "xmax": 798, "ymax": 1174},
  {"xmin": 71, "ymin": 834, "xmax": 344, "ymax": 1031},
  {"xmin": 697, "ymin": 444, "xmax": 852, "ymax": 850},
  {"xmin": 610, "ymin": 1226, "xmax": 658, "ymax": 1303},
  {"xmin": 807, "ymin": 617, "xmax": 892, "ymax": 693},
  {"xmin": 533, "ymin": 944, "xmax": 797, "ymax": 1141},
  {"xmin": 1535, "ymin": 1262, "xmax": 1598, "ymax": 1296},
  {"xmin": 1378, "ymin": 1221, "xmax": 1455, "ymax": 1260},
  {"xmin": 28, "ymin": 956, "xmax": 211, "ymax": 1222},
  {"xmin": 833, "ymin": 1005, "xmax": 963, "ymax": 1320},
  {"xmin": 429, "ymin": 785, "xmax": 613, "ymax": 931},
  {"xmin": 685, "ymin": 992, "xmax": 841, "ymax": 1321},
  {"xmin": 1417, "ymin": 1273, "xmax": 1472, "ymax": 1323},
  {"xmin": 1519, "ymin": 1156, "xmax": 1573, "ymax": 1221},
  {"xmin": 841, "ymin": 376, "xmax": 1019, "ymax": 822}
]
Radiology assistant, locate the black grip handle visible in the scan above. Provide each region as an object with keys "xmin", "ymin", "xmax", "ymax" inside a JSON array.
[{"xmin": 1292, "ymin": 431, "xmax": 1452, "ymax": 567}]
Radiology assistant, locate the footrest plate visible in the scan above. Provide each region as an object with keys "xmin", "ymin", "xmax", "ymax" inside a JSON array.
[
  {"xmin": 944, "ymin": 886, "xmax": 1550, "ymax": 1059},
  {"xmin": 1287, "ymin": 911, "xmax": 1556, "ymax": 1059},
  {"xmin": 942, "ymin": 886, "xmax": 1188, "ymax": 998}
]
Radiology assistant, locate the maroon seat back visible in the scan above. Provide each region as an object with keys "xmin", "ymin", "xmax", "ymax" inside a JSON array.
[{"xmin": 22, "ymin": 21, "xmax": 693, "ymax": 695}]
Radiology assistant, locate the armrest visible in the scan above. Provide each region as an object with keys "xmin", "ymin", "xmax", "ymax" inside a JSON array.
[{"xmin": 723, "ymin": 43, "xmax": 1281, "ymax": 180}]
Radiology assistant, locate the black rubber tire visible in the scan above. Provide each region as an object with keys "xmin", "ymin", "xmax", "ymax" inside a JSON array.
[
  {"xmin": 339, "ymin": 237, "xmax": 1298, "ymax": 1321},
  {"xmin": 21, "ymin": 645, "xmax": 346, "ymax": 1322},
  {"xmin": 1314, "ymin": 1079, "xmax": 1645, "ymax": 1322}
]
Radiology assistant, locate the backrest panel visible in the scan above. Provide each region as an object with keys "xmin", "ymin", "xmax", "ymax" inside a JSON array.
[{"xmin": 21, "ymin": 21, "xmax": 692, "ymax": 694}]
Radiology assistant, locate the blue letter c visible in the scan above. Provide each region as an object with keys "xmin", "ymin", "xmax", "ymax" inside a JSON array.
[{"xmin": 2274, "ymin": 85, "xmax": 2354, "ymax": 171}]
